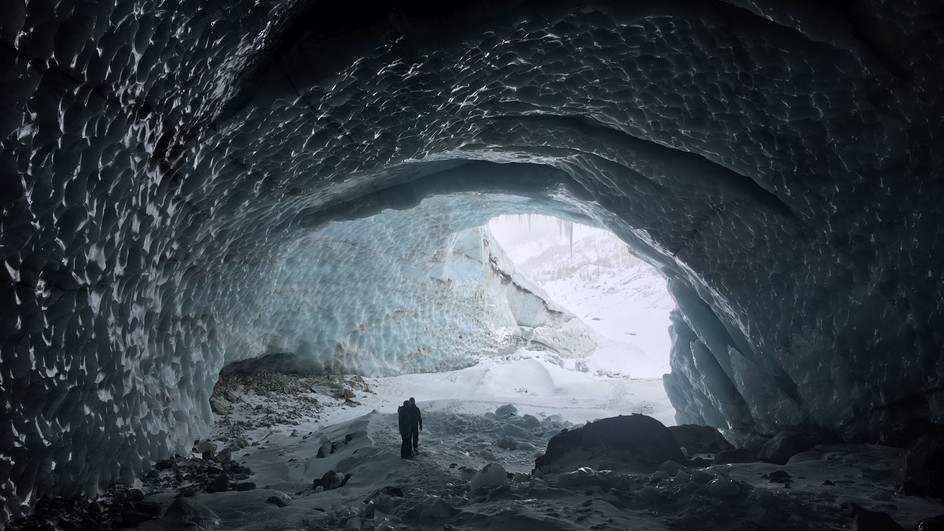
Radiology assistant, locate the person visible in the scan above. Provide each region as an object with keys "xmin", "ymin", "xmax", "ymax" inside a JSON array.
[
  {"xmin": 397, "ymin": 400, "xmax": 413, "ymax": 458},
  {"xmin": 408, "ymin": 397, "xmax": 423, "ymax": 454}
]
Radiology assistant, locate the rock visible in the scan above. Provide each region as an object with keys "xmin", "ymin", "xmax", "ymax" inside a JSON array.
[
  {"xmin": 669, "ymin": 425, "xmax": 734, "ymax": 456},
  {"xmin": 266, "ymin": 494, "xmax": 290, "ymax": 508},
  {"xmin": 217, "ymin": 448, "xmax": 232, "ymax": 462},
  {"xmin": 154, "ymin": 459, "xmax": 175, "ymax": 470},
  {"xmin": 521, "ymin": 414, "xmax": 542, "ymax": 428},
  {"xmin": 758, "ymin": 426, "xmax": 838, "ymax": 465},
  {"xmin": 496, "ymin": 436, "xmax": 517, "ymax": 450},
  {"xmin": 714, "ymin": 448, "xmax": 756, "ymax": 464},
  {"xmin": 177, "ymin": 487, "xmax": 196, "ymax": 497},
  {"xmin": 201, "ymin": 449, "xmax": 214, "ymax": 461},
  {"xmin": 657, "ymin": 460, "xmax": 686, "ymax": 476},
  {"xmin": 120, "ymin": 509, "xmax": 157, "ymax": 526},
  {"xmin": 336, "ymin": 388, "xmax": 355, "ymax": 399},
  {"xmin": 852, "ymin": 510, "xmax": 906, "ymax": 531},
  {"xmin": 207, "ymin": 473, "xmax": 229, "ymax": 493},
  {"xmin": 317, "ymin": 441, "xmax": 333, "ymax": 458},
  {"xmin": 517, "ymin": 441, "xmax": 537, "ymax": 452},
  {"xmin": 233, "ymin": 482, "xmax": 256, "ymax": 491},
  {"xmin": 765, "ymin": 469, "xmax": 792, "ymax": 484},
  {"xmin": 210, "ymin": 397, "xmax": 229, "ymax": 414},
  {"xmin": 495, "ymin": 404, "xmax": 518, "ymax": 418},
  {"xmin": 534, "ymin": 414, "xmax": 685, "ymax": 475},
  {"xmin": 363, "ymin": 485, "xmax": 405, "ymax": 505},
  {"xmin": 903, "ymin": 430, "xmax": 944, "ymax": 499},
  {"xmin": 403, "ymin": 497, "xmax": 461, "ymax": 524},
  {"xmin": 880, "ymin": 419, "xmax": 944, "ymax": 448},
  {"xmin": 502, "ymin": 423, "xmax": 531, "ymax": 439},
  {"xmin": 313, "ymin": 470, "xmax": 348, "ymax": 491},
  {"xmin": 471, "ymin": 462, "xmax": 508, "ymax": 491},
  {"xmin": 706, "ymin": 478, "xmax": 741, "ymax": 498},
  {"xmin": 164, "ymin": 497, "xmax": 220, "ymax": 526},
  {"xmin": 131, "ymin": 501, "xmax": 162, "ymax": 515},
  {"xmin": 918, "ymin": 515, "xmax": 944, "ymax": 531},
  {"xmin": 195, "ymin": 441, "xmax": 217, "ymax": 458}
]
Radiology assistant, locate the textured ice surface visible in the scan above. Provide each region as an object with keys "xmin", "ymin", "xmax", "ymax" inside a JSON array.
[
  {"xmin": 218, "ymin": 194, "xmax": 595, "ymax": 375},
  {"xmin": 2, "ymin": 0, "xmax": 943, "ymax": 521}
]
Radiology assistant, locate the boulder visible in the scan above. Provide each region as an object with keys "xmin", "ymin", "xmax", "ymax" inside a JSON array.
[
  {"xmin": 206, "ymin": 473, "xmax": 229, "ymax": 493},
  {"xmin": 852, "ymin": 510, "xmax": 906, "ymax": 531},
  {"xmin": 714, "ymin": 448, "xmax": 756, "ymax": 464},
  {"xmin": 471, "ymin": 462, "xmax": 508, "ymax": 491},
  {"xmin": 758, "ymin": 426, "xmax": 838, "ymax": 465},
  {"xmin": 669, "ymin": 425, "xmax": 733, "ymax": 456},
  {"xmin": 195, "ymin": 441, "xmax": 217, "ymax": 458},
  {"xmin": 164, "ymin": 498, "xmax": 220, "ymax": 527},
  {"xmin": 317, "ymin": 441, "xmax": 333, "ymax": 458},
  {"xmin": 534, "ymin": 414, "xmax": 684, "ymax": 475},
  {"xmin": 266, "ymin": 494, "xmax": 290, "ymax": 508},
  {"xmin": 313, "ymin": 470, "xmax": 349, "ymax": 491},
  {"xmin": 903, "ymin": 430, "xmax": 944, "ymax": 499},
  {"xmin": 495, "ymin": 404, "xmax": 518, "ymax": 418}
]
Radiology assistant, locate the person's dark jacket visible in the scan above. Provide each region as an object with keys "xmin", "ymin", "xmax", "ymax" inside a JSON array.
[
  {"xmin": 398, "ymin": 405, "xmax": 412, "ymax": 436},
  {"xmin": 408, "ymin": 404, "xmax": 423, "ymax": 431}
]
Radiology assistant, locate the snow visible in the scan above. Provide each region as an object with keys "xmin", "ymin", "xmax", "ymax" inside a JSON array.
[
  {"xmin": 129, "ymin": 353, "xmax": 944, "ymax": 530},
  {"xmin": 488, "ymin": 215, "xmax": 674, "ymax": 378}
]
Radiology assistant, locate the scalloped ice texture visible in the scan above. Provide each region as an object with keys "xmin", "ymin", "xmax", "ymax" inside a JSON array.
[{"xmin": 1, "ymin": 0, "xmax": 943, "ymax": 522}]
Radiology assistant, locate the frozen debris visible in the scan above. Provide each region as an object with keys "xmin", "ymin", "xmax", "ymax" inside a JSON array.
[
  {"xmin": 495, "ymin": 404, "xmax": 518, "ymax": 418},
  {"xmin": 470, "ymin": 462, "xmax": 509, "ymax": 492}
]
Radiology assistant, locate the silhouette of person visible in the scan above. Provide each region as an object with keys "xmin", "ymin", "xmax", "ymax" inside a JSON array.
[
  {"xmin": 397, "ymin": 400, "xmax": 413, "ymax": 458},
  {"xmin": 408, "ymin": 397, "xmax": 423, "ymax": 454}
]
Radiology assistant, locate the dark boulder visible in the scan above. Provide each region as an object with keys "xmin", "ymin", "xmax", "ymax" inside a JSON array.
[
  {"xmin": 206, "ymin": 473, "xmax": 229, "ymax": 493},
  {"xmin": 880, "ymin": 419, "xmax": 944, "ymax": 448},
  {"xmin": 758, "ymin": 426, "xmax": 839, "ymax": 465},
  {"xmin": 533, "ymin": 414, "xmax": 684, "ymax": 475},
  {"xmin": 313, "ymin": 470, "xmax": 349, "ymax": 491},
  {"xmin": 714, "ymin": 448, "xmax": 756, "ymax": 464},
  {"xmin": 669, "ymin": 425, "xmax": 733, "ymax": 456},
  {"xmin": 164, "ymin": 498, "xmax": 220, "ymax": 527},
  {"xmin": 851, "ymin": 509, "xmax": 906, "ymax": 531},
  {"xmin": 233, "ymin": 482, "xmax": 256, "ymax": 491},
  {"xmin": 903, "ymin": 430, "xmax": 944, "ymax": 499}
]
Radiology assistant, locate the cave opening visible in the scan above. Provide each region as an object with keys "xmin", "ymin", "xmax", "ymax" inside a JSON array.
[
  {"xmin": 486, "ymin": 214, "xmax": 673, "ymax": 378},
  {"xmin": 209, "ymin": 194, "xmax": 677, "ymax": 432}
]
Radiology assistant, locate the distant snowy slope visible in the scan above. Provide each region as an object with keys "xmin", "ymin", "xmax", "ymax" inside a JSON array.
[{"xmin": 488, "ymin": 216, "xmax": 675, "ymax": 377}]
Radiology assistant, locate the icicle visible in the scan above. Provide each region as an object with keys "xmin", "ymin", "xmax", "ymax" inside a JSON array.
[{"xmin": 565, "ymin": 221, "xmax": 574, "ymax": 258}]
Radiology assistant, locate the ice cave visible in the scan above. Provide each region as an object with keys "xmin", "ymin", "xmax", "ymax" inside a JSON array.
[{"xmin": 1, "ymin": 0, "xmax": 944, "ymax": 529}]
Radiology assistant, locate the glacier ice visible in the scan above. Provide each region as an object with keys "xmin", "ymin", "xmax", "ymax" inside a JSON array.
[{"xmin": 2, "ymin": 0, "xmax": 943, "ymax": 521}]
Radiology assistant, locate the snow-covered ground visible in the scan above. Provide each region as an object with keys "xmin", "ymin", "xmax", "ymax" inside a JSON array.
[
  {"xmin": 117, "ymin": 353, "xmax": 944, "ymax": 530},
  {"xmin": 488, "ymin": 216, "xmax": 675, "ymax": 377}
]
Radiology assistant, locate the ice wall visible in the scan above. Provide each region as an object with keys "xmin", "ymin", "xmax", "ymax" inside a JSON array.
[
  {"xmin": 217, "ymin": 194, "xmax": 595, "ymax": 375},
  {"xmin": 1, "ymin": 0, "xmax": 943, "ymax": 520}
]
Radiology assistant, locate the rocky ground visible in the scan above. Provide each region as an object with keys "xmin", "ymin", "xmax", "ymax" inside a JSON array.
[{"xmin": 7, "ymin": 368, "xmax": 944, "ymax": 530}]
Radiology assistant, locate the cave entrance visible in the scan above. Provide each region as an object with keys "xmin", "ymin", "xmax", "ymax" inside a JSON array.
[{"xmin": 487, "ymin": 214, "xmax": 673, "ymax": 379}]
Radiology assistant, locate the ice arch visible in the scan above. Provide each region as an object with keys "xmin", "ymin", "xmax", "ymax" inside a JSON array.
[{"xmin": 1, "ymin": 0, "xmax": 943, "ymax": 519}]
